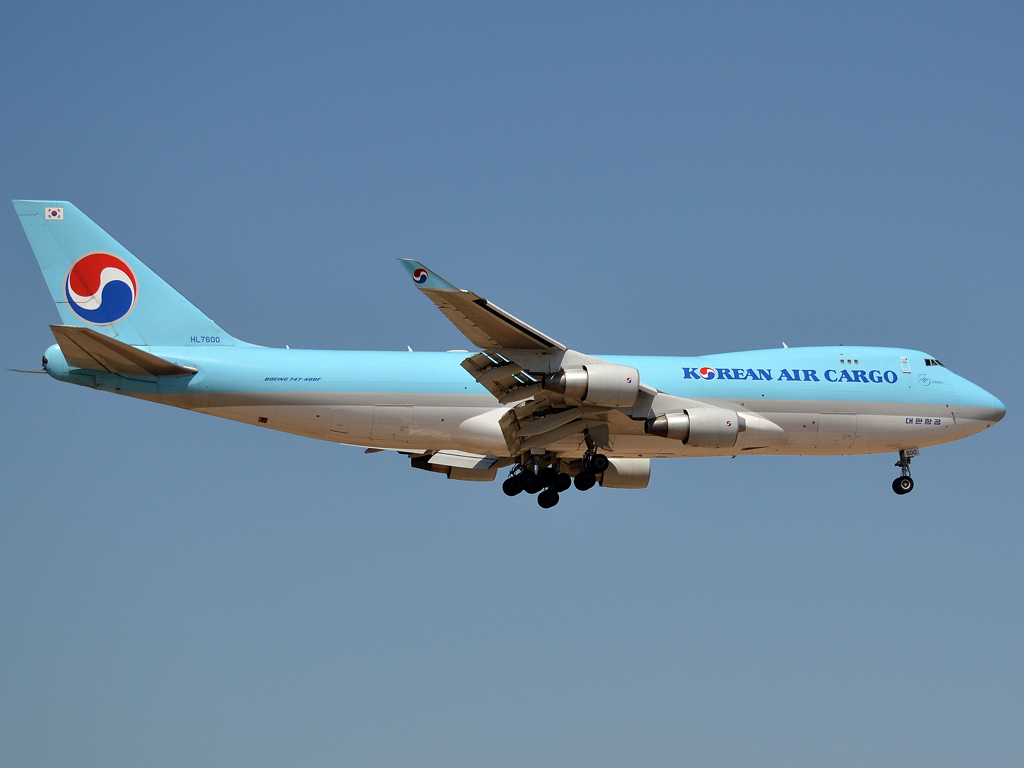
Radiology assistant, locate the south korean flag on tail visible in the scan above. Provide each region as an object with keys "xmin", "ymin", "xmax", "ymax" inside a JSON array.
[{"xmin": 45, "ymin": 207, "xmax": 64, "ymax": 220}]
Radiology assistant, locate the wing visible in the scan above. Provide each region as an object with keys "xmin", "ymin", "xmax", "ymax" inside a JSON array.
[
  {"xmin": 397, "ymin": 260, "xmax": 785, "ymax": 464},
  {"xmin": 398, "ymin": 259, "xmax": 574, "ymax": 405},
  {"xmin": 397, "ymin": 260, "xmax": 565, "ymax": 351},
  {"xmin": 398, "ymin": 260, "xmax": 649, "ymax": 459}
]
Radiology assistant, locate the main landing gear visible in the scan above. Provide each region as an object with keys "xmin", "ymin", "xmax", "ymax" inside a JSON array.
[
  {"xmin": 502, "ymin": 453, "xmax": 610, "ymax": 508},
  {"xmin": 573, "ymin": 452, "xmax": 607, "ymax": 492},
  {"xmin": 892, "ymin": 449, "xmax": 917, "ymax": 495}
]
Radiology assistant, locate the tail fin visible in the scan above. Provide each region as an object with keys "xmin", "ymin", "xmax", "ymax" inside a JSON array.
[{"xmin": 13, "ymin": 200, "xmax": 236, "ymax": 347}]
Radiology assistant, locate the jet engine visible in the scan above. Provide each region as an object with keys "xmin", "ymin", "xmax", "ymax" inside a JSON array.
[
  {"xmin": 644, "ymin": 406, "xmax": 741, "ymax": 448},
  {"xmin": 542, "ymin": 364, "xmax": 640, "ymax": 407},
  {"xmin": 597, "ymin": 457, "xmax": 651, "ymax": 489}
]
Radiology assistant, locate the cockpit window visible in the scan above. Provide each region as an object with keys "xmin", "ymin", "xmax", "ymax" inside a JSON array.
[{"xmin": 924, "ymin": 358, "xmax": 944, "ymax": 367}]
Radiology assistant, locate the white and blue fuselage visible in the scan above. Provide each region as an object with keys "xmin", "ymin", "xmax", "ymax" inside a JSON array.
[
  {"xmin": 16, "ymin": 199, "xmax": 1005, "ymax": 499},
  {"xmin": 41, "ymin": 343, "xmax": 1004, "ymax": 458}
]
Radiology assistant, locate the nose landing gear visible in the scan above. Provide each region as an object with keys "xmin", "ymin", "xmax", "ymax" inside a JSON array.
[
  {"xmin": 892, "ymin": 475, "xmax": 914, "ymax": 494},
  {"xmin": 892, "ymin": 448, "xmax": 918, "ymax": 495}
]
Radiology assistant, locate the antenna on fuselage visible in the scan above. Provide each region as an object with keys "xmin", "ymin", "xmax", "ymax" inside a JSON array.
[{"xmin": 782, "ymin": 342, "xmax": 788, "ymax": 348}]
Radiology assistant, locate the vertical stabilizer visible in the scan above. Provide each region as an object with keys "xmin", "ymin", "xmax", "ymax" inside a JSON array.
[{"xmin": 14, "ymin": 200, "xmax": 236, "ymax": 347}]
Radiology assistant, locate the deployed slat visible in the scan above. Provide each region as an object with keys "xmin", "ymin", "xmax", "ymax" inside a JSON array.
[
  {"xmin": 497, "ymin": 381, "xmax": 544, "ymax": 404},
  {"xmin": 462, "ymin": 352, "xmax": 540, "ymax": 403},
  {"xmin": 475, "ymin": 361, "xmax": 523, "ymax": 383}
]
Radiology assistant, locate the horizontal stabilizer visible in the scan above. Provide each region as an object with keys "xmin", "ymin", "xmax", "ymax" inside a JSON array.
[{"xmin": 51, "ymin": 325, "xmax": 197, "ymax": 377}]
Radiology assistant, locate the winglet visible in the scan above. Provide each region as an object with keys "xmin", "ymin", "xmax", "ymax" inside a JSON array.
[{"xmin": 397, "ymin": 259, "xmax": 460, "ymax": 292}]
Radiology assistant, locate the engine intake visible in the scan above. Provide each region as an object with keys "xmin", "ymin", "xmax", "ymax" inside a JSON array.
[
  {"xmin": 644, "ymin": 406, "xmax": 741, "ymax": 448},
  {"xmin": 543, "ymin": 364, "xmax": 640, "ymax": 407}
]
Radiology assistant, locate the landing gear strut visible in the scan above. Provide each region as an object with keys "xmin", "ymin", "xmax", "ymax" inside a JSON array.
[{"xmin": 892, "ymin": 449, "xmax": 917, "ymax": 495}]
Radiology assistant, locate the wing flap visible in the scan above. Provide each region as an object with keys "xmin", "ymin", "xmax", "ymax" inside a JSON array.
[
  {"xmin": 427, "ymin": 450, "xmax": 500, "ymax": 470},
  {"xmin": 51, "ymin": 325, "xmax": 197, "ymax": 377},
  {"xmin": 410, "ymin": 450, "xmax": 507, "ymax": 482}
]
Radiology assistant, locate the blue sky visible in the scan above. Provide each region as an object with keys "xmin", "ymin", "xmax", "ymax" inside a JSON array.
[{"xmin": 1, "ymin": 3, "xmax": 1021, "ymax": 766}]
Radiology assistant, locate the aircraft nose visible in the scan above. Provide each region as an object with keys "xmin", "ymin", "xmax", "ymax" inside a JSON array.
[
  {"xmin": 951, "ymin": 376, "xmax": 1005, "ymax": 426},
  {"xmin": 991, "ymin": 394, "xmax": 1006, "ymax": 423}
]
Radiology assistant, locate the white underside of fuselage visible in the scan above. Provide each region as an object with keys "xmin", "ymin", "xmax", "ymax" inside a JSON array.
[{"xmin": 166, "ymin": 392, "xmax": 997, "ymax": 459}]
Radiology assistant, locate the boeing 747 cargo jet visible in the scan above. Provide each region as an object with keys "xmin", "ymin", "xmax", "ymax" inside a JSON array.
[{"xmin": 14, "ymin": 201, "xmax": 1005, "ymax": 507}]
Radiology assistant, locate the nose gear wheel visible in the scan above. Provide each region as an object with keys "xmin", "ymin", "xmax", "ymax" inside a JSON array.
[{"xmin": 892, "ymin": 450, "xmax": 916, "ymax": 495}]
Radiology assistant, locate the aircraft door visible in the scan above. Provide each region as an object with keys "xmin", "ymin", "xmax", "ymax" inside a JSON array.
[
  {"xmin": 815, "ymin": 413, "xmax": 858, "ymax": 451},
  {"xmin": 371, "ymin": 405, "xmax": 414, "ymax": 444},
  {"xmin": 330, "ymin": 407, "xmax": 350, "ymax": 433},
  {"xmin": 330, "ymin": 406, "xmax": 374, "ymax": 439}
]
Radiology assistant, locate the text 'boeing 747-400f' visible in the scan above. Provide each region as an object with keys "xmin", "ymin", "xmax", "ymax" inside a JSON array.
[{"xmin": 13, "ymin": 200, "xmax": 1006, "ymax": 507}]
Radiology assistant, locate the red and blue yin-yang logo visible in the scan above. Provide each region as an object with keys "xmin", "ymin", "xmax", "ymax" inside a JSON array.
[
  {"xmin": 698, "ymin": 366, "xmax": 717, "ymax": 380},
  {"xmin": 65, "ymin": 253, "xmax": 138, "ymax": 325},
  {"xmin": 412, "ymin": 267, "xmax": 429, "ymax": 284}
]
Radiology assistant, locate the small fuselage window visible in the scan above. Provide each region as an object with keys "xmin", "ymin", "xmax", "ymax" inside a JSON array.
[{"xmin": 924, "ymin": 358, "xmax": 944, "ymax": 367}]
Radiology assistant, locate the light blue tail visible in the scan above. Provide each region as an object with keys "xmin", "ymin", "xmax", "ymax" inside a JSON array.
[{"xmin": 14, "ymin": 200, "xmax": 236, "ymax": 347}]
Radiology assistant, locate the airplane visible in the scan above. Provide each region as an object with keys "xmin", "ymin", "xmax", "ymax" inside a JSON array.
[{"xmin": 13, "ymin": 200, "xmax": 1006, "ymax": 507}]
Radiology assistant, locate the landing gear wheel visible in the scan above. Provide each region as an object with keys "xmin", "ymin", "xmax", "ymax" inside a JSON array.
[
  {"xmin": 537, "ymin": 467, "xmax": 558, "ymax": 488},
  {"xmin": 892, "ymin": 476, "xmax": 914, "ymax": 495},
  {"xmin": 589, "ymin": 454, "xmax": 610, "ymax": 473},
  {"xmin": 892, "ymin": 449, "xmax": 916, "ymax": 495},
  {"xmin": 553, "ymin": 472, "xmax": 572, "ymax": 493},
  {"xmin": 574, "ymin": 471, "xmax": 597, "ymax": 491},
  {"xmin": 520, "ymin": 471, "xmax": 543, "ymax": 494},
  {"xmin": 502, "ymin": 475, "xmax": 524, "ymax": 497},
  {"xmin": 538, "ymin": 489, "xmax": 560, "ymax": 508}
]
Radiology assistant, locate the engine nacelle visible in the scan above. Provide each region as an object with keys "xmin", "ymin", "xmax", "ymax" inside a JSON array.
[
  {"xmin": 543, "ymin": 364, "xmax": 640, "ymax": 407},
  {"xmin": 644, "ymin": 406, "xmax": 741, "ymax": 448},
  {"xmin": 598, "ymin": 458, "xmax": 651, "ymax": 489}
]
